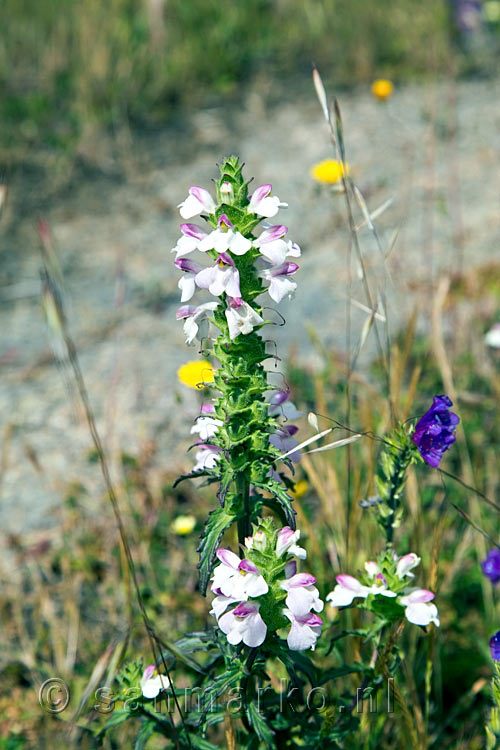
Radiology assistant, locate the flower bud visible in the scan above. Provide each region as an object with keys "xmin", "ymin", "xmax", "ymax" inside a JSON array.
[{"xmin": 220, "ymin": 181, "xmax": 234, "ymax": 204}]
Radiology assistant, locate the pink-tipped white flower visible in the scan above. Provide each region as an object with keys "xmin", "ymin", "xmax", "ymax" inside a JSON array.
[
  {"xmin": 198, "ymin": 215, "xmax": 252, "ymax": 256},
  {"xmin": 259, "ymin": 261, "xmax": 299, "ymax": 303},
  {"xmin": 284, "ymin": 610, "xmax": 322, "ymax": 651},
  {"xmin": 399, "ymin": 589, "xmax": 440, "ymax": 627},
  {"xmin": 195, "ymin": 252, "xmax": 241, "ymax": 299},
  {"xmin": 192, "ymin": 444, "xmax": 221, "ymax": 472},
  {"xmin": 276, "ymin": 526, "xmax": 307, "ymax": 559},
  {"xmin": 212, "ymin": 549, "xmax": 269, "ymax": 600},
  {"xmin": 190, "ymin": 415, "xmax": 223, "ymax": 442},
  {"xmin": 218, "ymin": 601, "xmax": 267, "ymax": 647},
  {"xmin": 176, "ymin": 301, "xmax": 218, "ymax": 344},
  {"xmin": 326, "ymin": 573, "xmax": 397, "ymax": 608},
  {"xmin": 171, "ymin": 223, "xmax": 208, "ymax": 258},
  {"xmin": 225, "ymin": 299, "xmax": 264, "ymax": 340},
  {"xmin": 396, "ymin": 553, "xmax": 421, "ymax": 579},
  {"xmin": 210, "ymin": 590, "xmax": 240, "ymax": 619},
  {"xmin": 280, "ymin": 573, "xmax": 324, "ymax": 617},
  {"xmin": 141, "ymin": 665, "xmax": 169, "ymax": 699},
  {"xmin": 174, "ymin": 257, "xmax": 204, "ymax": 302},
  {"xmin": 248, "ymin": 185, "xmax": 288, "ymax": 218},
  {"xmin": 254, "ymin": 225, "xmax": 301, "ymax": 265},
  {"xmin": 178, "ymin": 186, "xmax": 216, "ymax": 219}
]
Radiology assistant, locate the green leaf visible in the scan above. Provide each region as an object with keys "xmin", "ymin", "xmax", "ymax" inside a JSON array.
[
  {"xmin": 197, "ymin": 506, "xmax": 238, "ymax": 595},
  {"xmin": 257, "ymin": 481, "xmax": 296, "ymax": 528},
  {"xmin": 245, "ymin": 702, "xmax": 276, "ymax": 748}
]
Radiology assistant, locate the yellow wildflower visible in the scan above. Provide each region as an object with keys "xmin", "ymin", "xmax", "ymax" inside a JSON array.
[
  {"xmin": 177, "ymin": 360, "xmax": 215, "ymax": 389},
  {"xmin": 371, "ymin": 79, "xmax": 394, "ymax": 101},
  {"xmin": 172, "ymin": 515, "xmax": 196, "ymax": 535},
  {"xmin": 291, "ymin": 479, "xmax": 309, "ymax": 499},
  {"xmin": 310, "ymin": 159, "xmax": 349, "ymax": 185}
]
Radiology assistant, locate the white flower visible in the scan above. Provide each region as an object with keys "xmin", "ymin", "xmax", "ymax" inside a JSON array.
[
  {"xmin": 176, "ymin": 302, "xmax": 218, "ymax": 344},
  {"xmin": 248, "ymin": 184, "xmax": 288, "ymax": 218},
  {"xmin": 141, "ymin": 665, "xmax": 169, "ymax": 699},
  {"xmin": 174, "ymin": 257, "xmax": 203, "ymax": 302},
  {"xmin": 284, "ymin": 610, "xmax": 322, "ymax": 651},
  {"xmin": 218, "ymin": 602, "xmax": 267, "ymax": 647},
  {"xmin": 192, "ymin": 444, "xmax": 221, "ymax": 472},
  {"xmin": 254, "ymin": 225, "xmax": 301, "ymax": 265},
  {"xmin": 276, "ymin": 526, "xmax": 306, "ymax": 559},
  {"xmin": 326, "ymin": 573, "xmax": 396, "ymax": 608},
  {"xmin": 396, "ymin": 553, "xmax": 421, "ymax": 579},
  {"xmin": 210, "ymin": 592, "xmax": 240, "ymax": 620},
  {"xmin": 399, "ymin": 589, "xmax": 440, "ymax": 627},
  {"xmin": 225, "ymin": 300, "xmax": 264, "ymax": 340},
  {"xmin": 195, "ymin": 253, "xmax": 241, "ymax": 299},
  {"xmin": 485, "ymin": 323, "xmax": 500, "ymax": 348},
  {"xmin": 178, "ymin": 186, "xmax": 216, "ymax": 219},
  {"xmin": 171, "ymin": 223, "xmax": 208, "ymax": 258},
  {"xmin": 259, "ymin": 261, "xmax": 299, "ymax": 303},
  {"xmin": 190, "ymin": 415, "xmax": 223, "ymax": 442},
  {"xmin": 198, "ymin": 215, "xmax": 252, "ymax": 256},
  {"xmin": 280, "ymin": 573, "xmax": 324, "ymax": 617},
  {"xmin": 211, "ymin": 549, "xmax": 268, "ymax": 600}
]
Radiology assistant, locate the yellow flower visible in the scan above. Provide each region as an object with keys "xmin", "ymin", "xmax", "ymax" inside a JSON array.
[
  {"xmin": 172, "ymin": 515, "xmax": 196, "ymax": 535},
  {"xmin": 177, "ymin": 360, "xmax": 215, "ymax": 389},
  {"xmin": 371, "ymin": 79, "xmax": 394, "ymax": 101},
  {"xmin": 291, "ymin": 479, "xmax": 309, "ymax": 499},
  {"xmin": 310, "ymin": 159, "xmax": 349, "ymax": 185}
]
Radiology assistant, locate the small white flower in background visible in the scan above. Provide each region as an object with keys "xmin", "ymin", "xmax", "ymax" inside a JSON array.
[
  {"xmin": 248, "ymin": 184, "xmax": 288, "ymax": 218},
  {"xmin": 485, "ymin": 323, "xmax": 500, "ymax": 348},
  {"xmin": 198, "ymin": 214, "xmax": 252, "ymax": 256},
  {"xmin": 195, "ymin": 252, "xmax": 241, "ymax": 299},
  {"xmin": 141, "ymin": 665, "xmax": 169, "ymax": 699},
  {"xmin": 225, "ymin": 299, "xmax": 264, "ymax": 340},
  {"xmin": 399, "ymin": 589, "xmax": 440, "ymax": 627},
  {"xmin": 326, "ymin": 572, "xmax": 397, "ymax": 608},
  {"xmin": 219, "ymin": 601, "xmax": 267, "ymax": 647},
  {"xmin": 171, "ymin": 223, "xmax": 208, "ymax": 258},
  {"xmin": 178, "ymin": 186, "xmax": 216, "ymax": 219},
  {"xmin": 212, "ymin": 549, "xmax": 269, "ymax": 600},
  {"xmin": 275, "ymin": 527, "xmax": 307, "ymax": 559},
  {"xmin": 284, "ymin": 610, "xmax": 322, "ymax": 651},
  {"xmin": 176, "ymin": 301, "xmax": 218, "ymax": 344}
]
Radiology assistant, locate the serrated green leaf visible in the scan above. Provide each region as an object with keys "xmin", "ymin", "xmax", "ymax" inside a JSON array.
[
  {"xmin": 245, "ymin": 702, "xmax": 276, "ymax": 748},
  {"xmin": 197, "ymin": 506, "xmax": 238, "ymax": 595}
]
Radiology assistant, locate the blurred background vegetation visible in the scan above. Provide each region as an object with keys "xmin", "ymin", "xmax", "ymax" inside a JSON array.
[{"xmin": 0, "ymin": 0, "xmax": 484, "ymax": 165}]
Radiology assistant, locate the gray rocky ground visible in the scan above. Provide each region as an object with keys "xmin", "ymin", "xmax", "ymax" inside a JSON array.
[{"xmin": 1, "ymin": 77, "xmax": 499, "ymax": 535}]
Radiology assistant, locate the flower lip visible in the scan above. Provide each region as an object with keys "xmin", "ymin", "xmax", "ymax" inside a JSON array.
[
  {"xmin": 217, "ymin": 251, "xmax": 235, "ymax": 267},
  {"xmin": 180, "ymin": 223, "xmax": 207, "ymax": 240},
  {"xmin": 216, "ymin": 548, "xmax": 240, "ymax": 569},
  {"xmin": 255, "ymin": 225, "xmax": 288, "ymax": 245},
  {"xmin": 217, "ymin": 214, "xmax": 234, "ymax": 230},
  {"xmin": 175, "ymin": 257, "xmax": 200, "ymax": 273},
  {"xmin": 238, "ymin": 559, "xmax": 259, "ymax": 575},
  {"xmin": 232, "ymin": 601, "xmax": 258, "ymax": 617}
]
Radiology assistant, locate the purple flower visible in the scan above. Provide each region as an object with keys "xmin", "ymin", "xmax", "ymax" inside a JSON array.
[
  {"xmin": 482, "ymin": 549, "xmax": 500, "ymax": 584},
  {"xmin": 490, "ymin": 631, "xmax": 500, "ymax": 660},
  {"xmin": 412, "ymin": 395, "xmax": 459, "ymax": 467}
]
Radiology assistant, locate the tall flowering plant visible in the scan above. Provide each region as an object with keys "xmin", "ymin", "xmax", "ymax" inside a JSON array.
[{"xmin": 173, "ymin": 157, "xmax": 301, "ymax": 594}]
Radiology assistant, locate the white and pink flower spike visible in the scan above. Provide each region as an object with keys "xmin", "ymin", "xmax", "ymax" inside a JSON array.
[
  {"xmin": 399, "ymin": 590, "xmax": 440, "ymax": 627},
  {"xmin": 198, "ymin": 215, "xmax": 252, "ymax": 256},
  {"xmin": 254, "ymin": 225, "xmax": 301, "ymax": 265},
  {"xmin": 178, "ymin": 186, "xmax": 216, "ymax": 219},
  {"xmin": 284, "ymin": 610, "xmax": 322, "ymax": 651},
  {"xmin": 218, "ymin": 601, "xmax": 267, "ymax": 647},
  {"xmin": 248, "ymin": 184, "xmax": 288, "ymax": 218}
]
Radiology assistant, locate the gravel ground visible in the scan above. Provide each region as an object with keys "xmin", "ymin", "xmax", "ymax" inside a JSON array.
[{"xmin": 1, "ymin": 76, "xmax": 500, "ymax": 535}]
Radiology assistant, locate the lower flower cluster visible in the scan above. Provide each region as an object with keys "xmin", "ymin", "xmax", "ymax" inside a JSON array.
[
  {"xmin": 210, "ymin": 523, "xmax": 324, "ymax": 651},
  {"xmin": 327, "ymin": 551, "xmax": 440, "ymax": 627}
]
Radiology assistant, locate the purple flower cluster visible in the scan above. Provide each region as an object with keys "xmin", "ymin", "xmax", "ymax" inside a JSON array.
[
  {"xmin": 412, "ymin": 395, "xmax": 460, "ymax": 468},
  {"xmin": 482, "ymin": 549, "xmax": 500, "ymax": 585}
]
